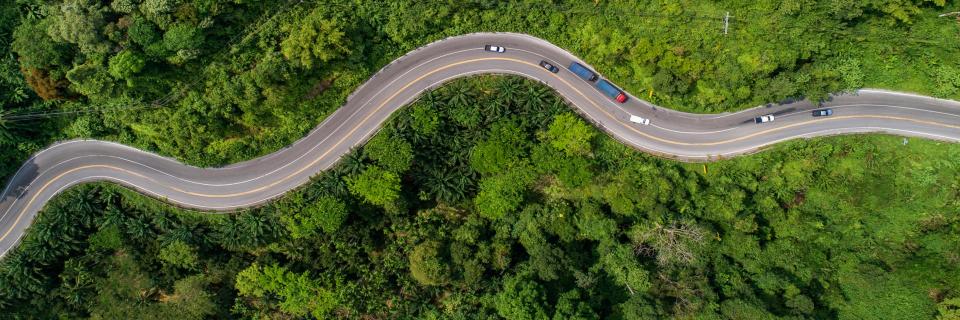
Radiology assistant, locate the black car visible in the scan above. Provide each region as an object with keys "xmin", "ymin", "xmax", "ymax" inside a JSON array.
[
  {"xmin": 539, "ymin": 60, "xmax": 559, "ymax": 73},
  {"xmin": 812, "ymin": 109, "xmax": 833, "ymax": 117}
]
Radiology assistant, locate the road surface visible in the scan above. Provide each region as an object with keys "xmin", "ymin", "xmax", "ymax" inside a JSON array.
[{"xmin": 2, "ymin": 32, "xmax": 960, "ymax": 258}]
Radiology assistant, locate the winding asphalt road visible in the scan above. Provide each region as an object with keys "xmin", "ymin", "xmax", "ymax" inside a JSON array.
[{"xmin": 2, "ymin": 32, "xmax": 960, "ymax": 258}]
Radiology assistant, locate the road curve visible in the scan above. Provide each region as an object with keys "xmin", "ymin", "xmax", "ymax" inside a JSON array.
[{"xmin": 3, "ymin": 32, "xmax": 960, "ymax": 258}]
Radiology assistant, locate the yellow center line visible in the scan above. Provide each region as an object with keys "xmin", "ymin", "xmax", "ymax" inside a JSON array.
[
  {"xmin": 3, "ymin": 56, "xmax": 960, "ymax": 246},
  {"xmin": 0, "ymin": 165, "xmax": 154, "ymax": 241},
  {"xmin": 506, "ymin": 60, "xmax": 960, "ymax": 147}
]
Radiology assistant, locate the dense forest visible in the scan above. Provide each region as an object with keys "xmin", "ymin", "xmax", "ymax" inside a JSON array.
[
  {"xmin": 1, "ymin": 0, "xmax": 959, "ymax": 171},
  {"xmin": 0, "ymin": 0, "xmax": 959, "ymax": 319},
  {"xmin": 2, "ymin": 76, "xmax": 959, "ymax": 318}
]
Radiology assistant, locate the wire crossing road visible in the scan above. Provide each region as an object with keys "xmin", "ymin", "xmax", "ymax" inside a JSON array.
[{"xmin": 2, "ymin": 32, "xmax": 960, "ymax": 258}]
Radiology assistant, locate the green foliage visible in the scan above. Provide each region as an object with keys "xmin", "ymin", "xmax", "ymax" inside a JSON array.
[
  {"xmin": 836, "ymin": 57, "xmax": 865, "ymax": 91},
  {"xmin": 364, "ymin": 131, "xmax": 413, "ymax": 173},
  {"xmin": 470, "ymin": 119, "xmax": 528, "ymax": 175},
  {"xmin": 493, "ymin": 269, "xmax": 550, "ymax": 320},
  {"xmin": 934, "ymin": 66, "xmax": 960, "ymax": 97},
  {"xmin": 410, "ymin": 102, "xmax": 440, "ymax": 136},
  {"xmin": 543, "ymin": 113, "xmax": 596, "ymax": 156},
  {"xmin": 158, "ymin": 240, "xmax": 200, "ymax": 270},
  {"xmin": 66, "ymin": 63, "xmax": 114, "ymax": 98},
  {"xmin": 87, "ymin": 225, "xmax": 123, "ymax": 251},
  {"xmin": 835, "ymin": 266, "xmax": 937, "ymax": 320},
  {"xmin": 167, "ymin": 275, "xmax": 218, "ymax": 320},
  {"xmin": 235, "ymin": 263, "xmax": 337, "ymax": 318},
  {"xmin": 938, "ymin": 298, "xmax": 960, "ymax": 320},
  {"xmin": 553, "ymin": 289, "xmax": 599, "ymax": 320},
  {"xmin": 45, "ymin": 0, "xmax": 110, "ymax": 60},
  {"xmin": 281, "ymin": 195, "xmax": 348, "ymax": 238},
  {"xmin": 598, "ymin": 241, "xmax": 651, "ymax": 294},
  {"xmin": 280, "ymin": 9, "xmax": 351, "ymax": 69},
  {"xmin": 2, "ymin": 0, "xmax": 960, "ymax": 317},
  {"xmin": 475, "ymin": 164, "xmax": 536, "ymax": 219},
  {"xmin": 110, "ymin": 0, "xmax": 137, "ymax": 13},
  {"xmin": 88, "ymin": 253, "xmax": 216, "ymax": 319},
  {"xmin": 0, "ymin": 112, "xmax": 10, "ymax": 146},
  {"xmin": 347, "ymin": 165, "xmax": 401, "ymax": 209},
  {"xmin": 2, "ymin": 76, "xmax": 960, "ymax": 318},
  {"xmin": 12, "ymin": 19, "xmax": 66, "ymax": 69},
  {"xmin": 128, "ymin": 16, "xmax": 160, "ymax": 47},
  {"xmin": 108, "ymin": 50, "xmax": 146, "ymax": 85},
  {"xmin": 408, "ymin": 240, "xmax": 449, "ymax": 286},
  {"xmin": 162, "ymin": 23, "xmax": 203, "ymax": 63}
]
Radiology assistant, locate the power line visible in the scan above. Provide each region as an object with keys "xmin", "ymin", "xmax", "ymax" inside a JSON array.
[{"xmin": 6, "ymin": 1, "xmax": 742, "ymax": 123}]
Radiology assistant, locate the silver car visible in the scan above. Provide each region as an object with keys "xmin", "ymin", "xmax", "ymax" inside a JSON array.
[{"xmin": 484, "ymin": 45, "xmax": 505, "ymax": 53}]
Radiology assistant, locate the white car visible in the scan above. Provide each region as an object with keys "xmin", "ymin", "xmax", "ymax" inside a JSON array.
[
  {"xmin": 629, "ymin": 115, "xmax": 650, "ymax": 125},
  {"xmin": 755, "ymin": 114, "xmax": 775, "ymax": 124},
  {"xmin": 484, "ymin": 45, "xmax": 505, "ymax": 53}
]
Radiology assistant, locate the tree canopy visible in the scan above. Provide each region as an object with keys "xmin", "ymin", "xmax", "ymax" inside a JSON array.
[{"xmin": 0, "ymin": 0, "xmax": 958, "ymax": 318}]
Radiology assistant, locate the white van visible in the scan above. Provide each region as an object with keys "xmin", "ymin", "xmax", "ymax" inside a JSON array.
[{"xmin": 629, "ymin": 115, "xmax": 650, "ymax": 125}]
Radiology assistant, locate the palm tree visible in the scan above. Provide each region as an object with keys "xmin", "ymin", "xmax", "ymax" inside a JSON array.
[
  {"xmin": 549, "ymin": 97, "xmax": 568, "ymax": 115},
  {"xmin": 124, "ymin": 216, "xmax": 154, "ymax": 242},
  {"xmin": 23, "ymin": 223, "xmax": 60, "ymax": 263},
  {"xmin": 57, "ymin": 259, "xmax": 94, "ymax": 310},
  {"xmin": 484, "ymin": 101, "xmax": 511, "ymax": 124},
  {"xmin": 522, "ymin": 85, "xmax": 551, "ymax": 113},
  {"xmin": 1, "ymin": 252, "xmax": 46, "ymax": 298},
  {"xmin": 160, "ymin": 225, "xmax": 194, "ymax": 246},
  {"xmin": 308, "ymin": 171, "xmax": 349, "ymax": 199},
  {"xmin": 414, "ymin": 142, "xmax": 444, "ymax": 166},
  {"xmin": 236, "ymin": 211, "xmax": 277, "ymax": 248},
  {"xmin": 215, "ymin": 217, "xmax": 244, "ymax": 250},
  {"xmin": 425, "ymin": 167, "xmax": 472, "ymax": 204},
  {"xmin": 496, "ymin": 78, "xmax": 522, "ymax": 106},
  {"xmin": 336, "ymin": 147, "xmax": 365, "ymax": 176},
  {"xmin": 218, "ymin": 211, "xmax": 277, "ymax": 251},
  {"xmin": 425, "ymin": 168, "xmax": 460, "ymax": 203},
  {"xmin": 67, "ymin": 186, "xmax": 100, "ymax": 216},
  {"xmin": 98, "ymin": 188, "xmax": 121, "ymax": 208},
  {"xmin": 447, "ymin": 81, "xmax": 475, "ymax": 109},
  {"xmin": 445, "ymin": 135, "xmax": 473, "ymax": 167},
  {"xmin": 97, "ymin": 204, "xmax": 126, "ymax": 228},
  {"xmin": 151, "ymin": 212, "xmax": 177, "ymax": 233}
]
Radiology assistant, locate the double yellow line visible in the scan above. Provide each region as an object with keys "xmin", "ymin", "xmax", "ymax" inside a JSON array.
[{"xmin": 2, "ymin": 56, "xmax": 959, "ymax": 246}]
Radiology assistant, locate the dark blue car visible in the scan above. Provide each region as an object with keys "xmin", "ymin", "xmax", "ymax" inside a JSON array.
[
  {"xmin": 812, "ymin": 109, "xmax": 833, "ymax": 117},
  {"xmin": 539, "ymin": 61, "xmax": 559, "ymax": 73}
]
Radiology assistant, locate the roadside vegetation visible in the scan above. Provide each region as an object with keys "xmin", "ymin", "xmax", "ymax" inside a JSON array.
[
  {"xmin": 1, "ymin": 76, "xmax": 959, "ymax": 319},
  {"xmin": 2, "ymin": 0, "xmax": 959, "ymax": 172},
  {"xmin": 0, "ymin": 0, "xmax": 959, "ymax": 318}
]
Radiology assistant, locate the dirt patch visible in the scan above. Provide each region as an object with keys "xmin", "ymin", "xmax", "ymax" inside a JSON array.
[{"xmin": 304, "ymin": 78, "xmax": 334, "ymax": 100}]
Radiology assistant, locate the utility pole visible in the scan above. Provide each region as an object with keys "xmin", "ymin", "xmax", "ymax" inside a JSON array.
[{"xmin": 723, "ymin": 12, "xmax": 731, "ymax": 35}]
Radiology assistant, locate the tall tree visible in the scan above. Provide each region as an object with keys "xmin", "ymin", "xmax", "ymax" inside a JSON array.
[
  {"xmin": 346, "ymin": 166, "xmax": 401, "ymax": 209},
  {"xmin": 281, "ymin": 195, "xmax": 348, "ymax": 238},
  {"xmin": 280, "ymin": 9, "xmax": 351, "ymax": 69},
  {"xmin": 542, "ymin": 113, "xmax": 596, "ymax": 156},
  {"xmin": 235, "ymin": 264, "xmax": 338, "ymax": 318},
  {"xmin": 408, "ymin": 240, "xmax": 450, "ymax": 286}
]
